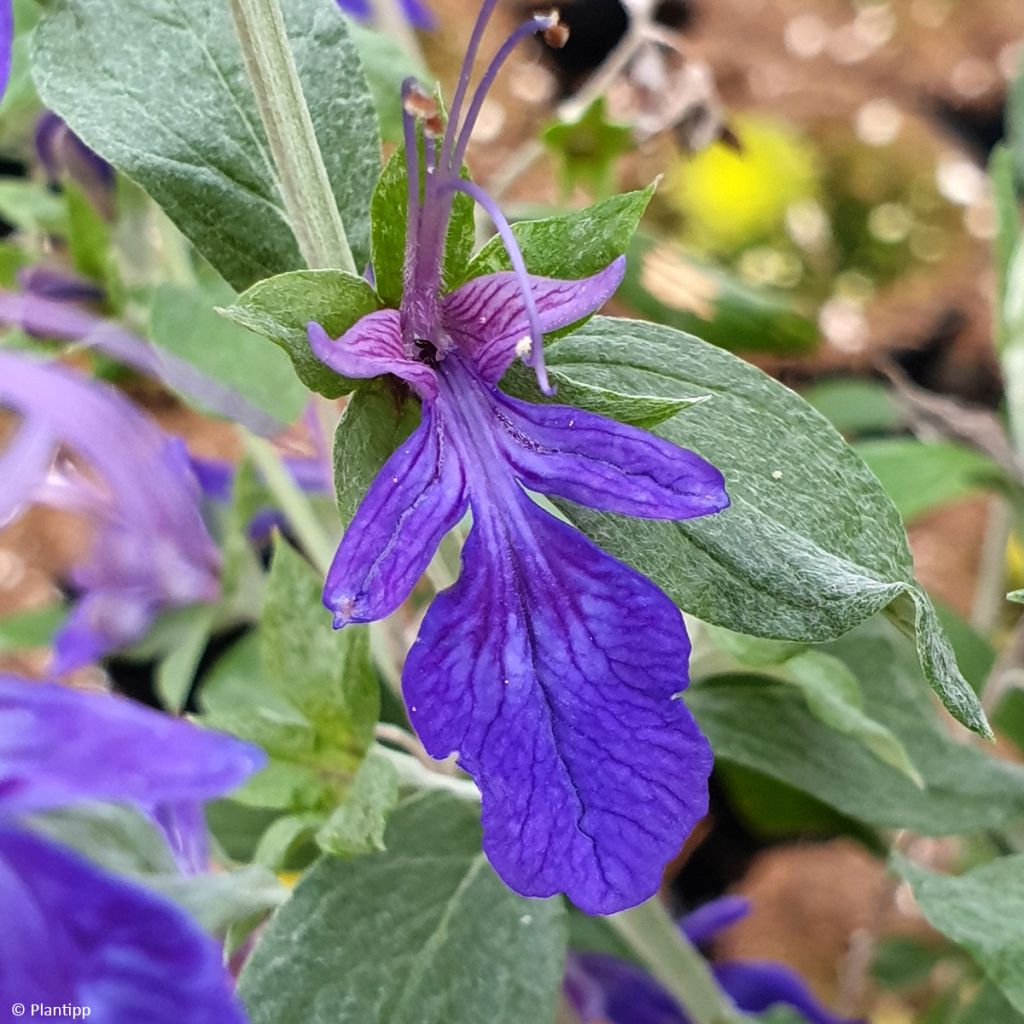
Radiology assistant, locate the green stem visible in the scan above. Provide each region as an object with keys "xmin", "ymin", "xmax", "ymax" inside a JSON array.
[
  {"xmin": 608, "ymin": 898, "xmax": 752, "ymax": 1024},
  {"xmin": 242, "ymin": 431, "xmax": 337, "ymax": 576},
  {"xmin": 227, "ymin": 0, "xmax": 357, "ymax": 273}
]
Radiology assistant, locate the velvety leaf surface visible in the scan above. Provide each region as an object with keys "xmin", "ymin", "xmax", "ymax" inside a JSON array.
[
  {"xmin": 202, "ymin": 542, "xmax": 379, "ymax": 814},
  {"xmin": 332, "ymin": 378, "xmax": 421, "ymax": 526},
  {"xmin": 896, "ymin": 855, "xmax": 1024, "ymax": 1014},
  {"xmin": 238, "ymin": 793, "xmax": 567, "ymax": 1024},
  {"xmin": 463, "ymin": 186, "xmax": 654, "ymax": 283},
  {"xmin": 32, "ymin": 0, "xmax": 379, "ymax": 290},
  {"xmin": 541, "ymin": 317, "xmax": 986, "ymax": 734},
  {"xmin": 689, "ymin": 621, "xmax": 1024, "ymax": 832}
]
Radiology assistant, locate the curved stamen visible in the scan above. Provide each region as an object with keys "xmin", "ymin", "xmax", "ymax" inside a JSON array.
[
  {"xmin": 449, "ymin": 13, "xmax": 559, "ymax": 175},
  {"xmin": 441, "ymin": 177, "xmax": 554, "ymax": 396},
  {"xmin": 437, "ymin": 0, "xmax": 501, "ymax": 180}
]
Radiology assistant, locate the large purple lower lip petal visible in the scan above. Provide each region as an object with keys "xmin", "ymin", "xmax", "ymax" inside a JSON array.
[
  {"xmin": 0, "ymin": 826, "xmax": 248, "ymax": 1023},
  {"xmin": 323, "ymin": 405, "xmax": 467, "ymax": 625},
  {"xmin": 402, "ymin": 487, "xmax": 712, "ymax": 914}
]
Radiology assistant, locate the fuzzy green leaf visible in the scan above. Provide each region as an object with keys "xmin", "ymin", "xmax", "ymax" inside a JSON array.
[
  {"xmin": 544, "ymin": 317, "xmax": 987, "ymax": 735},
  {"xmin": 32, "ymin": 0, "xmax": 379, "ymax": 290},
  {"xmin": 238, "ymin": 793, "xmax": 567, "ymax": 1024}
]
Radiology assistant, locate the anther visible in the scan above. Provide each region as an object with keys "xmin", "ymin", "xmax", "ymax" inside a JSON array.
[
  {"xmin": 542, "ymin": 12, "xmax": 570, "ymax": 49},
  {"xmin": 403, "ymin": 85, "xmax": 439, "ymax": 120},
  {"xmin": 424, "ymin": 114, "xmax": 445, "ymax": 139}
]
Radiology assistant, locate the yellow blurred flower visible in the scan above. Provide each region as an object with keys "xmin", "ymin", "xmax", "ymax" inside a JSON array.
[{"xmin": 667, "ymin": 115, "xmax": 821, "ymax": 254}]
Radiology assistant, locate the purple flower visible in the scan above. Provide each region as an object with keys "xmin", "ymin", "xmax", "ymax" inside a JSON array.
[
  {"xmin": 336, "ymin": 0, "xmax": 434, "ymax": 31},
  {"xmin": 35, "ymin": 112, "xmax": 116, "ymax": 214},
  {"xmin": 566, "ymin": 896, "xmax": 863, "ymax": 1024},
  {"xmin": 0, "ymin": 351, "xmax": 221, "ymax": 673},
  {"xmin": 0, "ymin": 674, "xmax": 263, "ymax": 1021},
  {"xmin": 308, "ymin": 1, "xmax": 728, "ymax": 913},
  {"xmin": 0, "ymin": 0, "xmax": 11, "ymax": 100}
]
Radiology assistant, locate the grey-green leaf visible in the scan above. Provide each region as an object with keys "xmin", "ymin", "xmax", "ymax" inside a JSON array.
[
  {"xmin": 896, "ymin": 855, "xmax": 1024, "ymax": 1015},
  {"xmin": 149, "ymin": 281, "xmax": 307, "ymax": 426},
  {"xmin": 463, "ymin": 185, "xmax": 655, "ymax": 283},
  {"xmin": 315, "ymin": 749, "xmax": 399, "ymax": 857},
  {"xmin": 689, "ymin": 621, "xmax": 1024, "ymax": 833},
  {"xmin": 238, "ymin": 793, "xmax": 567, "ymax": 1024},
  {"xmin": 32, "ymin": 0, "xmax": 379, "ymax": 291},
  {"xmin": 333, "ymin": 379, "xmax": 422, "ymax": 526},
  {"xmin": 225, "ymin": 269, "xmax": 380, "ymax": 397},
  {"xmin": 543, "ymin": 317, "xmax": 987, "ymax": 735}
]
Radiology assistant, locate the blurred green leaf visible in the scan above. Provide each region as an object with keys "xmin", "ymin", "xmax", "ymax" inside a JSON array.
[
  {"xmin": 0, "ymin": 604, "xmax": 63, "ymax": 651},
  {"xmin": 785, "ymin": 649, "xmax": 923, "ymax": 786},
  {"xmin": 545, "ymin": 317, "xmax": 987, "ymax": 736},
  {"xmin": 541, "ymin": 99, "xmax": 633, "ymax": 198},
  {"xmin": 225, "ymin": 269, "xmax": 378, "ymax": 398},
  {"xmin": 238, "ymin": 793, "xmax": 568, "ymax": 1024},
  {"xmin": 689, "ymin": 620, "xmax": 1024, "ymax": 832},
  {"xmin": 346, "ymin": 20, "xmax": 423, "ymax": 145},
  {"xmin": 896, "ymin": 855, "xmax": 1024, "ymax": 1014},
  {"xmin": 957, "ymin": 983, "xmax": 1024, "ymax": 1024},
  {"xmin": 149, "ymin": 280, "xmax": 307, "ymax": 426},
  {"xmin": 801, "ymin": 377, "xmax": 906, "ymax": 437},
  {"xmin": 871, "ymin": 936, "xmax": 941, "ymax": 992},
  {"xmin": 619, "ymin": 235, "xmax": 818, "ymax": 355},
  {"xmin": 203, "ymin": 540, "xmax": 379, "ymax": 818},
  {"xmin": 854, "ymin": 438, "xmax": 1005, "ymax": 523},
  {"xmin": 0, "ymin": 178, "xmax": 68, "ymax": 234},
  {"xmin": 315, "ymin": 750, "xmax": 398, "ymax": 857}
]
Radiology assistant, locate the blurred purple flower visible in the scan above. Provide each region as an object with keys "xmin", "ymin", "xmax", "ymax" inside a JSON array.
[
  {"xmin": 0, "ymin": 674, "xmax": 262, "ymax": 1022},
  {"xmin": 566, "ymin": 896, "xmax": 863, "ymax": 1024},
  {"xmin": 308, "ymin": 1, "xmax": 728, "ymax": 913},
  {"xmin": 336, "ymin": 0, "xmax": 434, "ymax": 31},
  {"xmin": 0, "ymin": 0, "xmax": 11, "ymax": 100},
  {"xmin": 35, "ymin": 111, "xmax": 116, "ymax": 214},
  {"xmin": 0, "ymin": 351, "xmax": 221, "ymax": 673},
  {"xmin": 0, "ymin": 287, "xmax": 286, "ymax": 437}
]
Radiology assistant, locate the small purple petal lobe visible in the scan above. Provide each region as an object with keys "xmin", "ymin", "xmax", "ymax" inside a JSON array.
[
  {"xmin": 679, "ymin": 894, "xmax": 751, "ymax": 945},
  {"xmin": 441, "ymin": 258, "xmax": 626, "ymax": 383},
  {"xmin": 493, "ymin": 390, "xmax": 729, "ymax": 520},
  {"xmin": 0, "ymin": 676, "xmax": 263, "ymax": 815},
  {"xmin": 0, "ymin": 0, "xmax": 11, "ymax": 100},
  {"xmin": 567, "ymin": 953, "xmax": 684, "ymax": 1024},
  {"xmin": 334, "ymin": 0, "xmax": 372, "ymax": 18},
  {"xmin": 308, "ymin": 314, "xmax": 438, "ymax": 400},
  {"xmin": 713, "ymin": 961, "xmax": 864, "ymax": 1024},
  {"xmin": 0, "ymin": 826, "xmax": 247, "ymax": 1024},
  {"xmin": 323, "ymin": 406, "xmax": 467, "ymax": 625},
  {"xmin": 402, "ymin": 487, "xmax": 711, "ymax": 914},
  {"xmin": 398, "ymin": 0, "xmax": 434, "ymax": 28}
]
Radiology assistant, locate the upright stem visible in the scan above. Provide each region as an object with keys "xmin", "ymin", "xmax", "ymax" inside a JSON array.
[
  {"xmin": 608, "ymin": 898, "xmax": 753, "ymax": 1024},
  {"xmin": 242, "ymin": 431, "xmax": 338, "ymax": 576},
  {"xmin": 227, "ymin": 0, "xmax": 357, "ymax": 274}
]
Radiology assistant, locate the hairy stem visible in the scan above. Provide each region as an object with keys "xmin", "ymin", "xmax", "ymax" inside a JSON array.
[
  {"xmin": 227, "ymin": 0, "xmax": 357, "ymax": 273},
  {"xmin": 608, "ymin": 898, "xmax": 753, "ymax": 1024}
]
